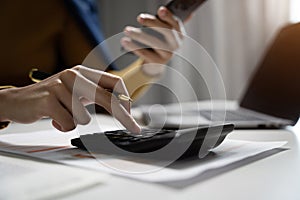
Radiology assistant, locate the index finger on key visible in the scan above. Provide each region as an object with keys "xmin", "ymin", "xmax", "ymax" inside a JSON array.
[{"xmin": 72, "ymin": 66, "xmax": 131, "ymax": 113}]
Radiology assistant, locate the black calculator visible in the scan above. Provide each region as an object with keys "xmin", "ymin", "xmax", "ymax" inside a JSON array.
[{"xmin": 71, "ymin": 124, "xmax": 234, "ymax": 160}]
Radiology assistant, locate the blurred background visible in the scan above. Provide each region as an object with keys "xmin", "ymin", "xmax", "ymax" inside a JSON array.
[{"xmin": 97, "ymin": 0, "xmax": 300, "ymax": 105}]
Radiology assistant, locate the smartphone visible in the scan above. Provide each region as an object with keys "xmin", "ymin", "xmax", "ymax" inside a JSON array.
[
  {"xmin": 123, "ymin": 0, "xmax": 207, "ymax": 53},
  {"xmin": 165, "ymin": 0, "xmax": 207, "ymax": 21}
]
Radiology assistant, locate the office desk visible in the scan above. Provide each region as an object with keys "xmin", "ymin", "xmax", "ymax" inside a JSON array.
[{"xmin": 1, "ymin": 115, "xmax": 300, "ymax": 200}]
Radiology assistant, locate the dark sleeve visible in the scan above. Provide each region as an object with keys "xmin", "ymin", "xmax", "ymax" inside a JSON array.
[{"xmin": 59, "ymin": 0, "xmax": 117, "ymax": 71}]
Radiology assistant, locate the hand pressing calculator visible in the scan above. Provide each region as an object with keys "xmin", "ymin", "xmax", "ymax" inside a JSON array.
[{"xmin": 71, "ymin": 124, "xmax": 234, "ymax": 160}]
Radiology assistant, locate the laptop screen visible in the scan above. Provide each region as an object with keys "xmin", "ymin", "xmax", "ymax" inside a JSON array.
[{"xmin": 240, "ymin": 23, "xmax": 300, "ymax": 124}]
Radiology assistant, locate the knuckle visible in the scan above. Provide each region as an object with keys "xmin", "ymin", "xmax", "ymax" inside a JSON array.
[
  {"xmin": 73, "ymin": 65, "xmax": 83, "ymax": 71},
  {"xmin": 113, "ymin": 75, "xmax": 122, "ymax": 82},
  {"xmin": 116, "ymin": 77, "xmax": 125, "ymax": 86},
  {"xmin": 51, "ymin": 78, "xmax": 63, "ymax": 88},
  {"xmin": 111, "ymin": 75, "xmax": 123, "ymax": 85},
  {"xmin": 60, "ymin": 68, "xmax": 79, "ymax": 80},
  {"xmin": 43, "ymin": 79, "xmax": 64, "ymax": 93}
]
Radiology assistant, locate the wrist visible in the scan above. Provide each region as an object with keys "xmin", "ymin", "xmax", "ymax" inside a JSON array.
[
  {"xmin": 0, "ymin": 86, "xmax": 15, "ymax": 128},
  {"xmin": 140, "ymin": 61, "xmax": 166, "ymax": 77}
]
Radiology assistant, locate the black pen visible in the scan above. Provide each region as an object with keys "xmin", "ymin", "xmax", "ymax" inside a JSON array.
[{"xmin": 29, "ymin": 68, "xmax": 133, "ymax": 103}]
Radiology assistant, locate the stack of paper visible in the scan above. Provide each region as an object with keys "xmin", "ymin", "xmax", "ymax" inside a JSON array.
[{"xmin": 0, "ymin": 128, "xmax": 287, "ymax": 187}]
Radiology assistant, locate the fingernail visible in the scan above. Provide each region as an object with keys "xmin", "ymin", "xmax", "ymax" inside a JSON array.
[
  {"xmin": 121, "ymin": 37, "xmax": 130, "ymax": 46},
  {"xmin": 133, "ymin": 124, "xmax": 142, "ymax": 134},
  {"xmin": 138, "ymin": 14, "xmax": 146, "ymax": 23},
  {"xmin": 159, "ymin": 7, "xmax": 167, "ymax": 17},
  {"xmin": 124, "ymin": 26, "xmax": 136, "ymax": 35},
  {"xmin": 139, "ymin": 13, "xmax": 147, "ymax": 19},
  {"xmin": 124, "ymin": 26, "xmax": 131, "ymax": 34}
]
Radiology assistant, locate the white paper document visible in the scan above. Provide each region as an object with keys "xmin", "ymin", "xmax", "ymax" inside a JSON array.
[
  {"xmin": 0, "ymin": 129, "xmax": 287, "ymax": 184},
  {"xmin": 0, "ymin": 154, "xmax": 107, "ymax": 200}
]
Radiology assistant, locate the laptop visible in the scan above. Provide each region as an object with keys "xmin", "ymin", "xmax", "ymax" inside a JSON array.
[{"xmin": 140, "ymin": 23, "xmax": 300, "ymax": 129}]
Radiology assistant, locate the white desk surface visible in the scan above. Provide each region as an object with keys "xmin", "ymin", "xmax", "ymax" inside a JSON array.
[{"xmin": 1, "ymin": 115, "xmax": 299, "ymax": 200}]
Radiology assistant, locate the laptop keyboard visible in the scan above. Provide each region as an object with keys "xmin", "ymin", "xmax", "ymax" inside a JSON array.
[{"xmin": 200, "ymin": 110, "xmax": 267, "ymax": 121}]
